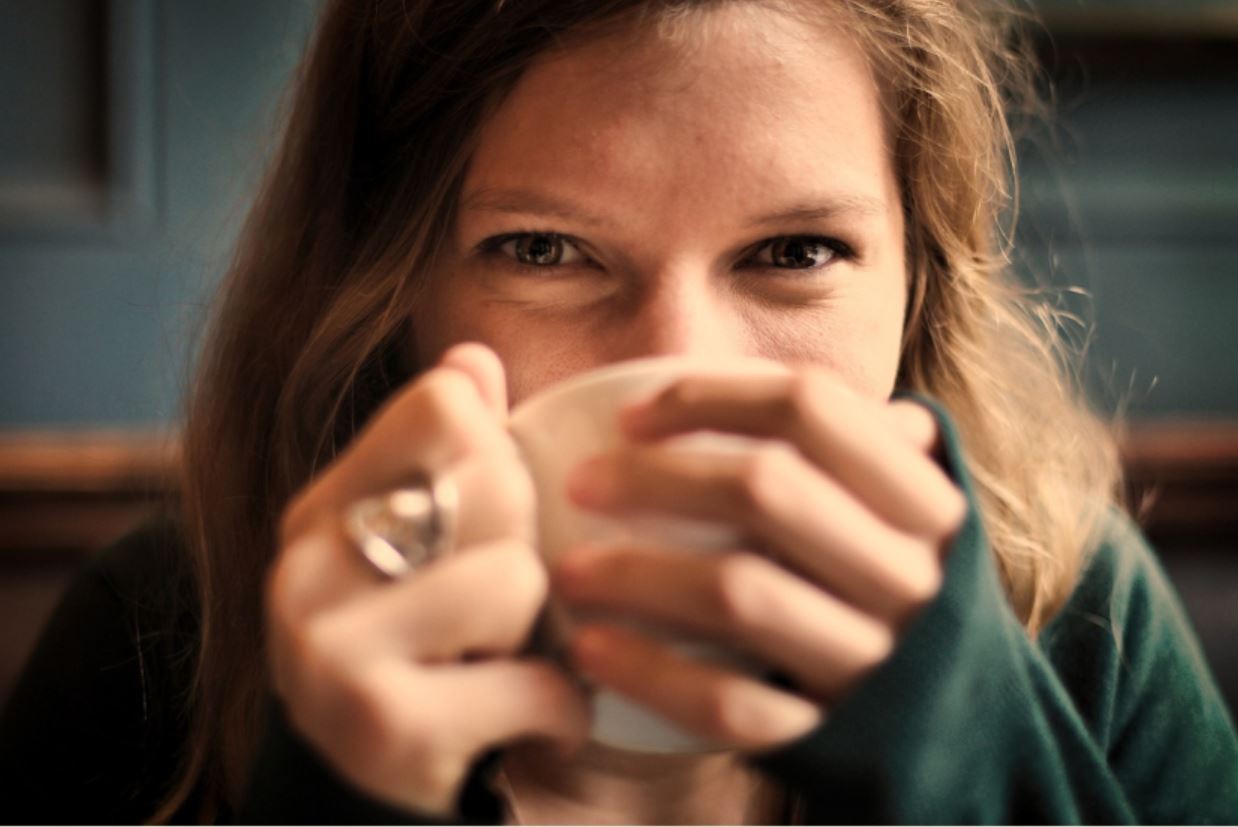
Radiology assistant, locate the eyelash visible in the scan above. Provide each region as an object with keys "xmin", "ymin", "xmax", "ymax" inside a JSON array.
[
  {"xmin": 743, "ymin": 235, "xmax": 856, "ymax": 271},
  {"xmin": 477, "ymin": 232, "xmax": 595, "ymax": 269},
  {"xmin": 475, "ymin": 231, "xmax": 856, "ymax": 273}
]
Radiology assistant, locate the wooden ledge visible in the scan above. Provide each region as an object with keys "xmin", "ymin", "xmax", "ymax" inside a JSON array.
[
  {"xmin": 1040, "ymin": 8, "xmax": 1238, "ymax": 41},
  {"xmin": 1, "ymin": 422, "xmax": 1236, "ymax": 554},
  {"xmin": 1119, "ymin": 421, "xmax": 1238, "ymax": 541},
  {"xmin": 0, "ymin": 431, "xmax": 179, "ymax": 493},
  {"xmin": 0, "ymin": 432, "xmax": 179, "ymax": 555},
  {"xmin": 1121, "ymin": 420, "xmax": 1238, "ymax": 475}
]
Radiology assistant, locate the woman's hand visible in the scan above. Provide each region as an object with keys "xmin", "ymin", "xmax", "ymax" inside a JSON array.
[
  {"xmin": 267, "ymin": 344, "xmax": 590, "ymax": 816},
  {"xmin": 554, "ymin": 368, "xmax": 966, "ymax": 750}
]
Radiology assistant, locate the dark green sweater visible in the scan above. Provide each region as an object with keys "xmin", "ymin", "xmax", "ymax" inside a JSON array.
[
  {"xmin": 749, "ymin": 405, "xmax": 1238, "ymax": 823},
  {"xmin": 3, "ymin": 406, "xmax": 1237, "ymax": 823}
]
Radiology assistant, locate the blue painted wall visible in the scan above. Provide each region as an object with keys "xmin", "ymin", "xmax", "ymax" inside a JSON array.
[{"xmin": 1, "ymin": 0, "xmax": 319, "ymax": 428}]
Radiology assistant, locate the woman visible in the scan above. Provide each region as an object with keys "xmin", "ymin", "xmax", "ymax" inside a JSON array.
[{"xmin": 2, "ymin": 0, "xmax": 1236, "ymax": 823}]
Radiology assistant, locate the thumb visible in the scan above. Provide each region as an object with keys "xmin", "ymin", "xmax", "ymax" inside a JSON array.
[{"xmin": 438, "ymin": 342, "xmax": 509, "ymax": 418}]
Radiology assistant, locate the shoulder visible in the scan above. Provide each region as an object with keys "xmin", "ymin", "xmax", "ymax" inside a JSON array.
[
  {"xmin": 1039, "ymin": 508, "xmax": 1230, "ymax": 748},
  {"xmin": 91, "ymin": 513, "xmax": 193, "ymax": 602},
  {"xmin": 54, "ymin": 514, "xmax": 199, "ymax": 679},
  {"xmin": 18, "ymin": 513, "xmax": 197, "ymax": 683},
  {"xmin": 0, "ymin": 515, "xmax": 200, "ymax": 822},
  {"xmin": 1041, "ymin": 509, "xmax": 1202, "ymax": 670}
]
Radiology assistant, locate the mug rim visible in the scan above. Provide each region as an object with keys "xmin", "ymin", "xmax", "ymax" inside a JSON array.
[{"xmin": 508, "ymin": 354, "xmax": 788, "ymax": 426}]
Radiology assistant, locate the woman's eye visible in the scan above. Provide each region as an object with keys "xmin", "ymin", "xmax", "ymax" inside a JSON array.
[
  {"xmin": 492, "ymin": 233, "xmax": 587, "ymax": 267},
  {"xmin": 750, "ymin": 236, "xmax": 849, "ymax": 270}
]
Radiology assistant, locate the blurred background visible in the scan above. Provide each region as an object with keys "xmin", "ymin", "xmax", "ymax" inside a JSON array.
[{"xmin": 1, "ymin": 0, "xmax": 1236, "ymax": 715}]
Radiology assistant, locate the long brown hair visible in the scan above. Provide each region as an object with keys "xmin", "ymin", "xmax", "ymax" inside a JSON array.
[{"xmin": 164, "ymin": 0, "xmax": 1119, "ymax": 819}]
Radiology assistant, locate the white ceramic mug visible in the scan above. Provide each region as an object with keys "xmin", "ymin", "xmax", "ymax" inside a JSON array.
[{"xmin": 508, "ymin": 355, "xmax": 789, "ymax": 752}]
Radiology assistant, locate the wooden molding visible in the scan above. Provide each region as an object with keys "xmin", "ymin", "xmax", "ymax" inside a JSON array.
[
  {"xmin": 1119, "ymin": 420, "xmax": 1238, "ymax": 541},
  {"xmin": 0, "ymin": 0, "xmax": 158, "ymax": 241},
  {"xmin": 0, "ymin": 431, "xmax": 178, "ymax": 556},
  {"xmin": 1, "ymin": 423, "xmax": 1236, "ymax": 554},
  {"xmin": 0, "ymin": 431, "xmax": 179, "ymax": 493},
  {"xmin": 1040, "ymin": 8, "xmax": 1238, "ymax": 41},
  {"xmin": 1120, "ymin": 421, "xmax": 1238, "ymax": 472}
]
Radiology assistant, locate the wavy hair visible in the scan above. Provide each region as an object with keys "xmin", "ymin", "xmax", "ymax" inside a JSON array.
[{"xmin": 160, "ymin": 0, "xmax": 1120, "ymax": 819}]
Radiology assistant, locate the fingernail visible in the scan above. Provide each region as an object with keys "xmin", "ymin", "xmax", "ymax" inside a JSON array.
[
  {"xmin": 571, "ymin": 626, "xmax": 610, "ymax": 674},
  {"xmin": 566, "ymin": 457, "xmax": 614, "ymax": 507},
  {"xmin": 553, "ymin": 736, "xmax": 587, "ymax": 760},
  {"xmin": 551, "ymin": 545, "xmax": 603, "ymax": 597},
  {"xmin": 618, "ymin": 402, "xmax": 654, "ymax": 436},
  {"xmin": 556, "ymin": 544, "xmax": 603, "ymax": 574}
]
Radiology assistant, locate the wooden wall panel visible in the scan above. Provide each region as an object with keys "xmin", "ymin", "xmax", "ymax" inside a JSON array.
[{"xmin": 0, "ymin": 0, "xmax": 157, "ymax": 241}]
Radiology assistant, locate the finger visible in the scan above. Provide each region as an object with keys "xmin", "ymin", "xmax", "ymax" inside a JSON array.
[
  {"xmin": 283, "ymin": 364, "xmax": 514, "ymax": 544},
  {"xmin": 554, "ymin": 545, "xmax": 894, "ymax": 700},
  {"xmin": 443, "ymin": 449, "xmax": 537, "ymax": 549},
  {"xmin": 315, "ymin": 538, "xmax": 550, "ymax": 664},
  {"xmin": 885, "ymin": 399, "xmax": 940, "ymax": 455},
  {"xmin": 620, "ymin": 371, "xmax": 963, "ymax": 538},
  {"xmin": 439, "ymin": 342, "xmax": 509, "ymax": 418},
  {"xmin": 571, "ymin": 624, "xmax": 821, "ymax": 751},
  {"xmin": 269, "ymin": 517, "xmax": 380, "ymax": 626},
  {"xmin": 425, "ymin": 659, "xmax": 593, "ymax": 753},
  {"xmin": 267, "ymin": 522, "xmax": 370, "ymax": 699},
  {"xmin": 568, "ymin": 443, "xmax": 942, "ymax": 622}
]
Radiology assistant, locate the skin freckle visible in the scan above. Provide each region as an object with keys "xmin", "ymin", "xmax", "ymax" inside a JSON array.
[{"xmin": 413, "ymin": 3, "xmax": 905, "ymax": 407}]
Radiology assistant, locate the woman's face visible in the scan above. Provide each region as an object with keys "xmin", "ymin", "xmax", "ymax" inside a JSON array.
[{"xmin": 412, "ymin": 3, "xmax": 906, "ymax": 406}]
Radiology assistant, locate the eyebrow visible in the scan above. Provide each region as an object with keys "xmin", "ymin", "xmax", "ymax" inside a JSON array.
[
  {"xmin": 460, "ymin": 188, "xmax": 616, "ymax": 228},
  {"xmin": 459, "ymin": 187, "xmax": 888, "ymax": 229},
  {"xmin": 748, "ymin": 195, "xmax": 888, "ymax": 226}
]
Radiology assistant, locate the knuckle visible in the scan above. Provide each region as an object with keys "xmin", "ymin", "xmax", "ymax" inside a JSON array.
[
  {"xmin": 700, "ymin": 678, "xmax": 759, "ymax": 741},
  {"xmin": 784, "ymin": 371, "xmax": 822, "ymax": 421},
  {"xmin": 265, "ymin": 555, "xmax": 302, "ymax": 630},
  {"xmin": 489, "ymin": 457, "xmax": 538, "ymax": 530},
  {"xmin": 279, "ymin": 488, "xmax": 320, "ymax": 546},
  {"xmin": 657, "ymin": 377, "xmax": 706, "ymax": 410},
  {"xmin": 899, "ymin": 557, "xmax": 944, "ymax": 608},
  {"xmin": 296, "ymin": 614, "xmax": 346, "ymax": 674},
  {"xmin": 713, "ymin": 554, "xmax": 771, "ymax": 629},
  {"xmin": 860, "ymin": 622, "xmax": 897, "ymax": 668},
  {"xmin": 265, "ymin": 532, "xmax": 330, "ymax": 630},
  {"xmin": 733, "ymin": 444, "xmax": 796, "ymax": 514},
  {"xmin": 490, "ymin": 541, "xmax": 550, "ymax": 606},
  {"xmin": 411, "ymin": 370, "xmax": 488, "ymax": 447},
  {"xmin": 902, "ymin": 400, "xmax": 938, "ymax": 435},
  {"xmin": 276, "ymin": 617, "xmax": 351, "ymax": 721},
  {"xmin": 361, "ymin": 687, "xmax": 469, "ymax": 803},
  {"xmin": 335, "ymin": 672, "xmax": 420, "ymax": 766},
  {"xmin": 338, "ymin": 671, "xmax": 390, "ymax": 733},
  {"xmin": 941, "ymin": 486, "xmax": 969, "ymax": 534},
  {"xmin": 785, "ymin": 369, "xmax": 842, "ymax": 426},
  {"xmin": 292, "ymin": 614, "xmax": 379, "ymax": 702},
  {"xmin": 405, "ymin": 751, "xmax": 468, "ymax": 803},
  {"xmin": 280, "ymin": 646, "xmax": 466, "ymax": 807}
]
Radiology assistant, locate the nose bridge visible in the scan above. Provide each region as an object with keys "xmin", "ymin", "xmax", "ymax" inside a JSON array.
[{"xmin": 622, "ymin": 264, "xmax": 744, "ymax": 360}]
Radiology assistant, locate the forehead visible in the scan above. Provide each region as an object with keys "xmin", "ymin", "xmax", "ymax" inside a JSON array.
[{"xmin": 462, "ymin": 3, "xmax": 896, "ymax": 229}]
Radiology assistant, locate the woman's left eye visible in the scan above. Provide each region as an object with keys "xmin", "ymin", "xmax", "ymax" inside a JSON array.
[
  {"xmin": 747, "ymin": 236, "xmax": 851, "ymax": 270},
  {"xmin": 482, "ymin": 232, "xmax": 589, "ymax": 268}
]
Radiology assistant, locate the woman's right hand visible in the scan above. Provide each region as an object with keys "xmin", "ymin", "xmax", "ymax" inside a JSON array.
[{"xmin": 267, "ymin": 343, "xmax": 591, "ymax": 816}]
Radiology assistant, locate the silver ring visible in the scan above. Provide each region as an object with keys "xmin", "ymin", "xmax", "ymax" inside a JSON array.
[{"xmin": 345, "ymin": 472, "xmax": 459, "ymax": 578}]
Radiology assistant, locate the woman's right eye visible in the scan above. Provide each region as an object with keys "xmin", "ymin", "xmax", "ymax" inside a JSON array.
[{"xmin": 485, "ymin": 233, "xmax": 589, "ymax": 267}]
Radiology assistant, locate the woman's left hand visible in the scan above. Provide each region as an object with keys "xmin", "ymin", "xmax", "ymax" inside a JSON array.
[{"xmin": 553, "ymin": 368, "xmax": 969, "ymax": 750}]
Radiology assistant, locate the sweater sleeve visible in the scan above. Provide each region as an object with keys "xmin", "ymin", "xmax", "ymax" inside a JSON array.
[
  {"xmin": 750, "ymin": 399, "xmax": 1238, "ymax": 824},
  {"xmin": 1039, "ymin": 516, "xmax": 1238, "ymax": 824}
]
